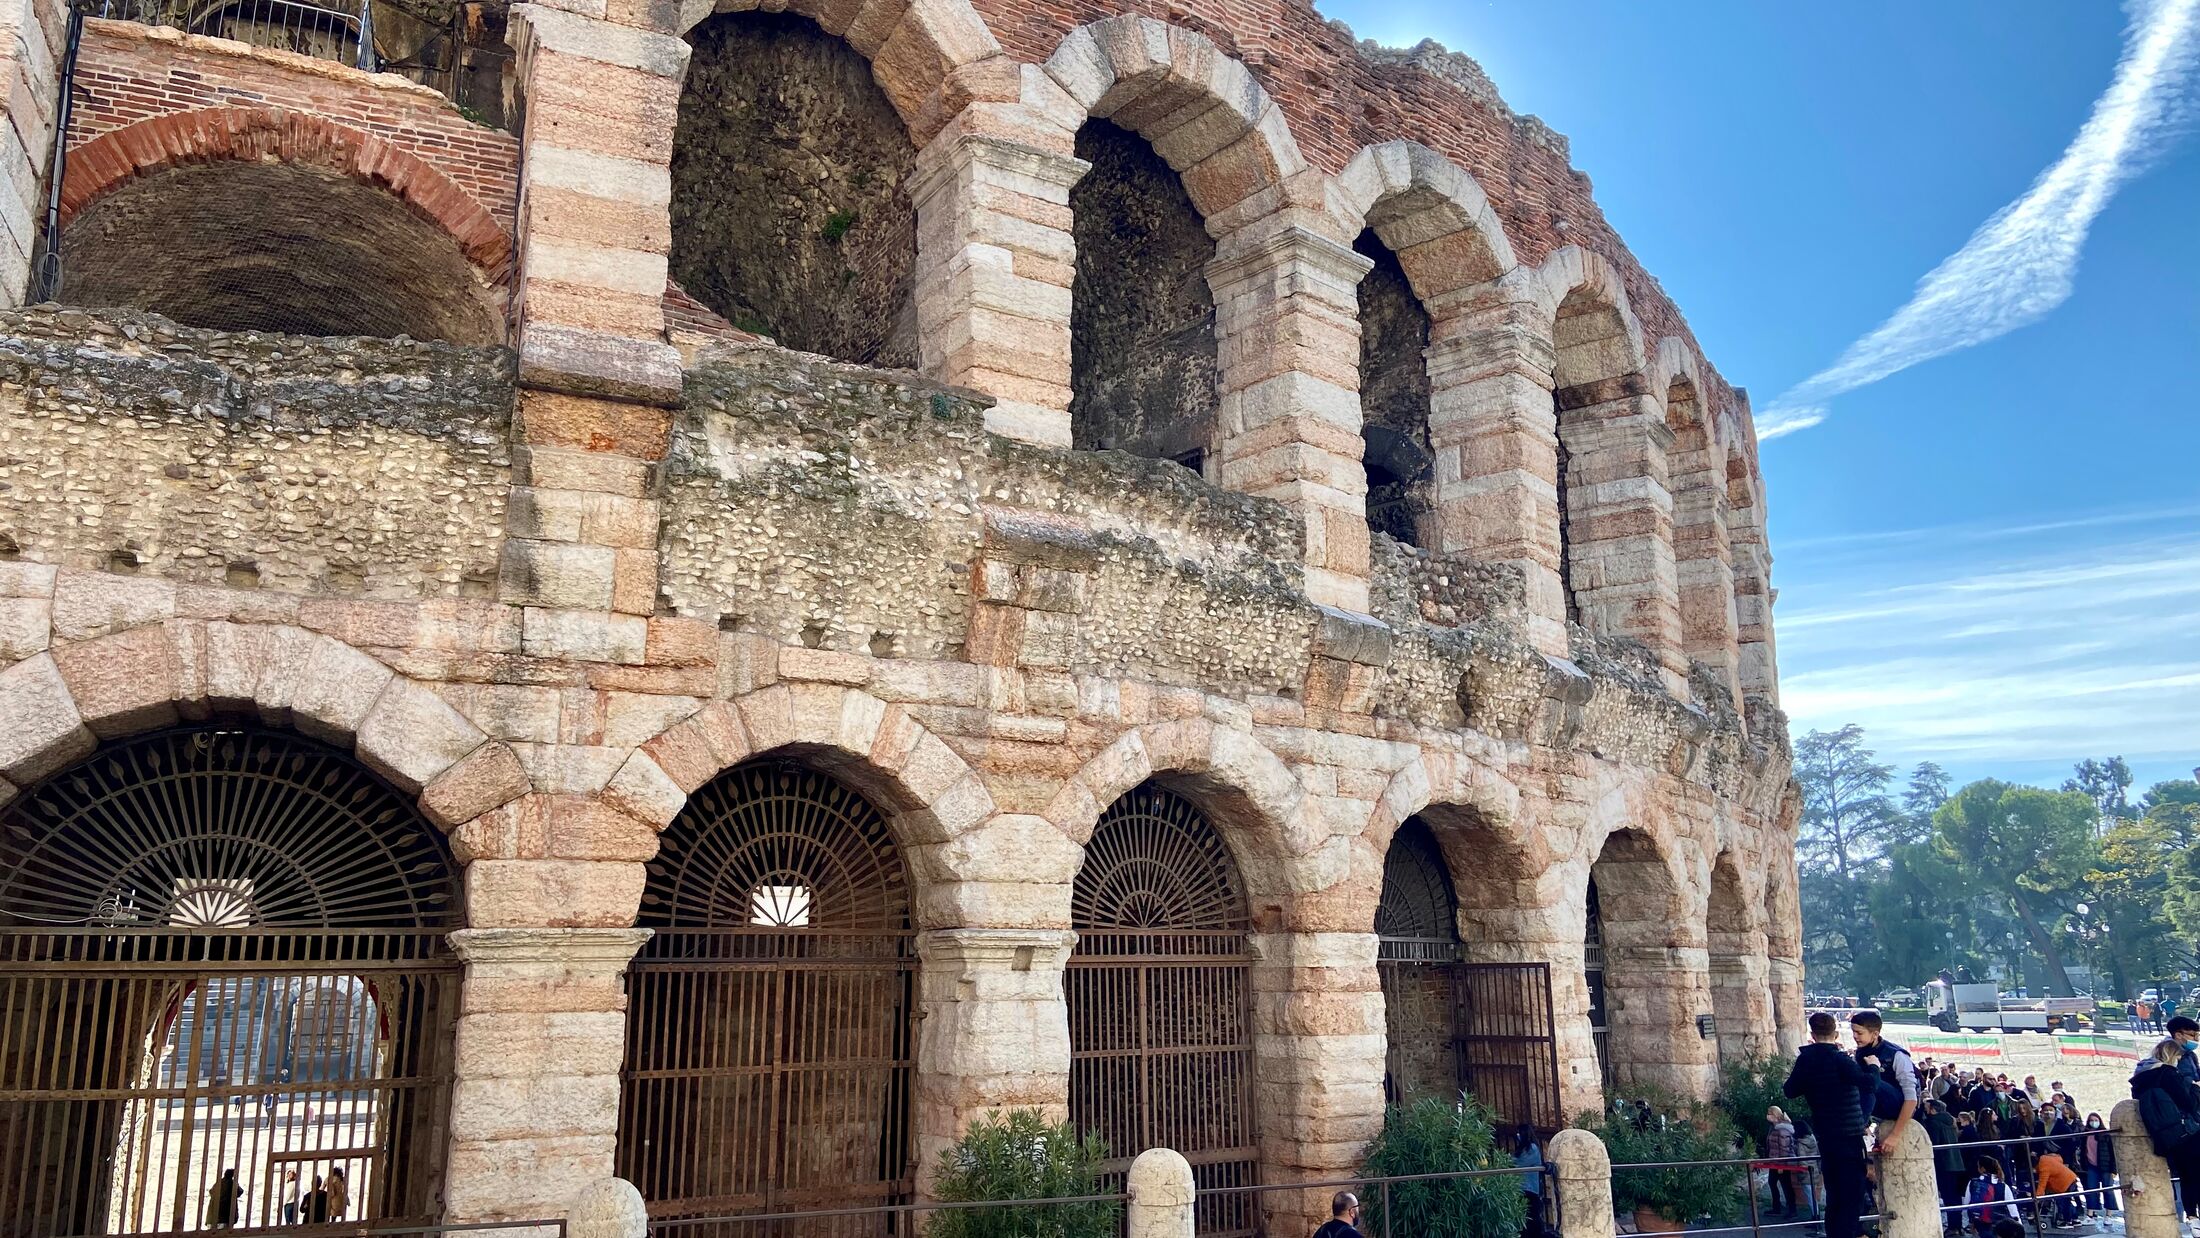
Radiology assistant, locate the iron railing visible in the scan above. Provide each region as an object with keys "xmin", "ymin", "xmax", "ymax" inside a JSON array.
[
  {"xmin": 1610, "ymin": 1153, "xmax": 1849, "ymax": 1238},
  {"xmin": 62, "ymin": 1222, "xmax": 569, "ymax": 1238},
  {"xmin": 1204, "ymin": 1164, "xmax": 1553, "ymax": 1238},
  {"xmin": 642, "ymin": 1193, "xmax": 1127, "ymax": 1238}
]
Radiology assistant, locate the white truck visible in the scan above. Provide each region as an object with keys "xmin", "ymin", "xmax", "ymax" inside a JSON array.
[{"xmin": 1926, "ymin": 980, "xmax": 2091, "ymax": 1032}]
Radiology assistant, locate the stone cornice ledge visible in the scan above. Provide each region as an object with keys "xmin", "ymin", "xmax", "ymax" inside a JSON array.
[{"xmin": 449, "ymin": 927, "xmax": 654, "ymax": 965}]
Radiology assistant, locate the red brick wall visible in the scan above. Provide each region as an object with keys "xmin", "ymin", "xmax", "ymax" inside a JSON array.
[
  {"xmin": 976, "ymin": 0, "xmax": 1742, "ymax": 418},
  {"xmin": 66, "ymin": 19, "xmax": 518, "ymax": 228}
]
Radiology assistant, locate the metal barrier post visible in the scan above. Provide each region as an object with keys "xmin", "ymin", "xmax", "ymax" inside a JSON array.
[
  {"xmin": 1876, "ymin": 1129, "xmax": 1939, "ymax": 1238},
  {"xmin": 1126, "ymin": 1148, "xmax": 1196, "ymax": 1238},
  {"xmin": 1549, "ymin": 1129, "xmax": 1616, "ymax": 1238},
  {"xmin": 2111, "ymin": 1099, "xmax": 2180, "ymax": 1238}
]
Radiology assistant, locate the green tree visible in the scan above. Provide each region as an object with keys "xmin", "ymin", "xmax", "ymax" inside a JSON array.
[
  {"xmin": 1932, "ymin": 780, "xmax": 2098, "ymax": 996},
  {"xmin": 2064, "ymin": 757, "xmax": 2136, "ymax": 836},
  {"xmin": 2142, "ymin": 778, "xmax": 2200, "ymax": 943},
  {"xmin": 2081, "ymin": 816, "xmax": 2182, "ymax": 996},
  {"xmin": 1791, "ymin": 725, "xmax": 1899, "ymax": 988},
  {"xmin": 927, "ymin": 1110, "xmax": 1120, "ymax": 1238}
]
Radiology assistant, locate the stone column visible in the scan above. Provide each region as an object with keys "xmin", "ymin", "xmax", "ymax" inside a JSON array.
[
  {"xmin": 1728, "ymin": 482, "xmax": 1778, "ymax": 710},
  {"xmin": 444, "ymin": 927, "xmax": 651, "ymax": 1224},
  {"xmin": 1603, "ymin": 927, "xmax": 1716, "ymax": 1099},
  {"xmin": 1670, "ymin": 453, "xmax": 1739, "ymax": 707},
  {"xmin": 1549, "ymin": 1128, "xmax": 1616, "ymax": 1238},
  {"xmin": 1709, "ymin": 933, "xmax": 1774, "ymax": 1064},
  {"xmin": 1126, "ymin": 1147, "xmax": 1196, "ymax": 1238},
  {"xmin": 507, "ymin": 4, "xmax": 687, "ymax": 405},
  {"xmin": 1247, "ymin": 930, "xmax": 1385, "ymax": 1238},
  {"xmin": 1876, "ymin": 1121, "xmax": 1939, "ymax": 1238},
  {"xmin": 2109, "ymin": 1100, "xmax": 2177, "ymax": 1238},
  {"xmin": 1424, "ymin": 284, "xmax": 1565, "ymax": 655},
  {"xmin": 913, "ymin": 927, "xmax": 1077, "ymax": 1185},
  {"xmin": 0, "ymin": 0, "xmax": 64, "ymax": 305},
  {"xmin": 1554, "ymin": 392, "xmax": 1686, "ymax": 695},
  {"xmin": 912, "ymin": 130, "xmax": 1088, "ymax": 447},
  {"xmin": 1769, "ymin": 955, "xmax": 1806, "ymax": 1053},
  {"xmin": 1207, "ymin": 226, "xmax": 1377, "ymax": 614}
]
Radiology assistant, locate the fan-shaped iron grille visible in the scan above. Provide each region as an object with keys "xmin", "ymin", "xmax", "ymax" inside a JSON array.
[
  {"xmin": 0, "ymin": 726, "xmax": 459, "ymax": 1236},
  {"xmin": 0, "ymin": 726, "xmax": 457, "ymax": 929},
  {"xmin": 620, "ymin": 761, "xmax": 916, "ymax": 1222},
  {"xmin": 1068, "ymin": 783, "xmax": 1256, "ymax": 1237},
  {"xmin": 639, "ymin": 761, "xmax": 909, "ymax": 932},
  {"xmin": 1374, "ymin": 817, "xmax": 1459, "ymax": 963}
]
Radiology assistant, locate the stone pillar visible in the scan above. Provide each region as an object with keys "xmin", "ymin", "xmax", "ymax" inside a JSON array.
[
  {"xmin": 2110, "ymin": 1100, "xmax": 2178, "ymax": 1238},
  {"xmin": 912, "ymin": 130, "xmax": 1088, "ymax": 447},
  {"xmin": 1126, "ymin": 1147, "xmax": 1196, "ymax": 1238},
  {"xmin": 444, "ymin": 927, "xmax": 651, "ymax": 1224},
  {"xmin": 1709, "ymin": 933, "xmax": 1774, "ymax": 1064},
  {"xmin": 566, "ymin": 1178, "xmax": 647, "ymax": 1238},
  {"xmin": 507, "ymin": 4, "xmax": 687, "ymax": 405},
  {"xmin": 1670, "ymin": 450, "xmax": 1739, "ymax": 707},
  {"xmin": 1769, "ymin": 955, "xmax": 1805, "ymax": 1053},
  {"xmin": 1248, "ymin": 930, "xmax": 1385, "ymax": 1238},
  {"xmin": 1549, "ymin": 1128, "xmax": 1616, "ymax": 1238},
  {"xmin": 1424, "ymin": 285, "xmax": 1565, "ymax": 655},
  {"xmin": 913, "ymin": 927, "xmax": 1077, "ymax": 1184},
  {"xmin": 1876, "ymin": 1120, "xmax": 1939, "ymax": 1238},
  {"xmin": 0, "ymin": 0, "xmax": 64, "ymax": 305},
  {"xmin": 1603, "ymin": 925, "xmax": 1716, "ymax": 1099},
  {"xmin": 1728, "ymin": 481, "xmax": 1778, "ymax": 710},
  {"xmin": 1554, "ymin": 392, "xmax": 1686, "ymax": 695},
  {"xmin": 1207, "ymin": 226, "xmax": 1377, "ymax": 614}
]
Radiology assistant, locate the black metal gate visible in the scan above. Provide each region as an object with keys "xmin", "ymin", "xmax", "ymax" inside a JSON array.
[
  {"xmin": 1586, "ymin": 880, "xmax": 1612, "ymax": 1094},
  {"xmin": 1068, "ymin": 783, "xmax": 1257, "ymax": 1238},
  {"xmin": 0, "ymin": 726, "xmax": 461, "ymax": 1238},
  {"xmin": 618, "ymin": 762, "xmax": 915, "ymax": 1229},
  {"xmin": 1376, "ymin": 819, "xmax": 1561, "ymax": 1133}
]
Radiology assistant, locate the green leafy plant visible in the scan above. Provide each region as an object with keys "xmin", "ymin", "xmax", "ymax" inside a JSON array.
[
  {"xmin": 822, "ymin": 209, "xmax": 859, "ymax": 242},
  {"xmin": 1715, "ymin": 1053, "xmax": 1809, "ymax": 1154},
  {"xmin": 926, "ymin": 1109, "xmax": 1120, "ymax": 1238},
  {"xmin": 1577, "ymin": 1088, "xmax": 1746, "ymax": 1226},
  {"xmin": 1359, "ymin": 1096, "xmax": 1528, "ymax": 1238}
]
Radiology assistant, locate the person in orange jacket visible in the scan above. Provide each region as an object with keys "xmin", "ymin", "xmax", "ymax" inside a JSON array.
[{"xmin": 2032, "ymin": 1152, "xmax": 2081, "ymax": 1227}]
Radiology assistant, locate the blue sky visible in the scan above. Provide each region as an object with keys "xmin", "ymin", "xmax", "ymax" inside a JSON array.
[{"xmin": 1317, "ymin": 0, "xmax": 2200, "ymax": 792}]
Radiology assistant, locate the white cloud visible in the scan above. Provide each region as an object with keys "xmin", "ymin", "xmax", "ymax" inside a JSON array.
[{"xmin": 1758, "ymin": 0, "xmax": 2200, "ymax": 438}]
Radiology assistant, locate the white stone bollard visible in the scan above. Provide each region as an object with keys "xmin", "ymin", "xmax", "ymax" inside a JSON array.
[
  {"xmin": 567, "ymin": 1177, "xmax": 648, "ymax": 1238},
  {"xmin": 2111, "ymin": 1099, "xmax": 2179, "ymax": 1238},
  {"xmin": 1875, "ymin": 1124, "xmax": 1940, "ymax": 1238},
  {"xmin": 1126, "ymin": 1147, "xmax": 1197, "ymax": 1238},
  {"xmin": 1550, "ymin": 1128, "xmax": 1617, "ymax": 1238}
]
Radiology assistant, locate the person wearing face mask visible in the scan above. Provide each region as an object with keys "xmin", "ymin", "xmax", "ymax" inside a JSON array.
[
  {"xmin": 2079, "ymin": 1111, "xmax": 2118, "ymax": 1216},
  {"xmin": 2171, "ymin": 1016, "xmax": 2200, "ymax": 1083},
  {"xmin": 2133, "ymin": 1038, "xmax": 2200, "ymax": 1233}
]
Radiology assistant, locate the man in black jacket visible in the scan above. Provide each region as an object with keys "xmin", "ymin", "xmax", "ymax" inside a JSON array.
[{"xmin": 1788, "ymin": 1012, "xmax": 1871, "ymax": 1238}]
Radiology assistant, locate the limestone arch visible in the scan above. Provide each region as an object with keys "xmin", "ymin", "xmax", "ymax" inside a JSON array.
[
  {"xmin": 678, "ymin": 0, "xmax": 1009, "ymax": 144},
  {"xmin": 1365, "ymin": 748, "xmax": 1535, "ymax": 935},
  {"xmin": 1041, "ymin": 16, "xmax": 1306, "ymax": 232},
  {"xmin": 629, "ymin": 681, "xmax": 997, "ymax": 859},
  {"xmin": 1707, "ymin": 849, "xmax": 1769, "ymax": 1064},
  {"xmin": 1329, "ymin": 141, "xmax": 1518, "ymax": 300},
  {"xmin": 4, "ymin": 621, "xmax": 527, "ymax": 833},
  {"xmin": 1042, "ymin": 717, "xmax": 1320, "ymax": 914},
  {"xmin": 1657, "ymin": 338, "xmax": 1741, "ymax": 706}
]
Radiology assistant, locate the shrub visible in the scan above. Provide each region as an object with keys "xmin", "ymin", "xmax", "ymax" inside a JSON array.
[
  {"xmin": 1577, "ymin": 1088, "xmax": 1746, "ymax": 1226},
  {"xmin": 926, "ymin": 1110, "xmax": 1120, "ymax": 1238},
  {"xmin": 1715, "ymin": 1053, "xmax": 1809, "ymax": 1154},
  {"xmin": 1359, "ymin": 1096, "xmax": 1529, "ymax": 1238}
]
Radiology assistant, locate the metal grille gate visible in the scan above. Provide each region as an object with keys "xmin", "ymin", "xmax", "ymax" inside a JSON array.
[
  {"xmin": 618, "ymin": 762, "xmax": 915, "ymax": 1230},
  {"xmin": 1376, "ymin": 819, "xmax": 1561, "ymax": 1134},
  {"xmin": 1067, "ymin": 783, "xmax": 1257, "ymax": 1238},
  {"xmin": 0, "ymin": 727, "xmax": 460, "ymax": 1238}
]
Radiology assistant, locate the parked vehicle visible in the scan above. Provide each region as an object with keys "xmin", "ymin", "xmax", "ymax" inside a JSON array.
[{"xmin": 1926, "ymin": 980, "xmax": 2094, "ymax": 1032}]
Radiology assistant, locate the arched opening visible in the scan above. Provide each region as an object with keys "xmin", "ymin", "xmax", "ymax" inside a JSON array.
[
  {"xmin": 1707, "ymin": 853, "xmax": 1761, "ymax": 1064},
  {"xmin": 1587, "ymin": 829, "xmax": 1712, "ymax": 1099},
  {"xmin": 1355, "ymin": 232, "xmax": 1434, "ymax": 547},
  {"xmin": 1550, "ymin": 286, "xmax": 1641, "ymax": 632},
  {"xmin": 670, "ymin": 12, "xmax": 918, "ymax": 367},
  {"xmin": 0, "ymin": 725, "xmax": 460, "ymax": 1235},
  {"xmin": 1068, "ymin": 121, "xmax": 1219, "ymax": 471},
  {"xmin": 1068, "ymin": 781, "xmax": 1255, "ymax": 1236},
  {"xmin": 1585, "ymin": 877, "xmax": 1611, "ymax": 1093},
  {"xmin": 1667, "ymin": 382, "xmax": 1739, "ymax": 704},
  {"xmin": 1376, "ymin": 817, "xmax": 1461, "ymax": 1104},
  {"xmin": 618, "ymin": 758, "xmax": 915, "ymax": 1219},
  {"xmin": 58, "ymin": 159, "xmax": 503, "ymax": 343}
]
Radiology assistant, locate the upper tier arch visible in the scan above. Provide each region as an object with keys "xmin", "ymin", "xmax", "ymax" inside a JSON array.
[{"xmin": 1328, "ymin": 140, "xmax": 1517, "ymax": 298}]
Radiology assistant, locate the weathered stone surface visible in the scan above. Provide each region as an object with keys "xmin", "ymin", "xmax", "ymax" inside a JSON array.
[{"xmin": 356, "ymin": 677, "xmax": 488, "ymax": 792}]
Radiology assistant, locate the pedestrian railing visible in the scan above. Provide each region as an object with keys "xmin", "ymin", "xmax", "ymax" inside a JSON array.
[
  {"xmin": 1607, "ymin": 1153, "xmax": 1876, "ymax": 1238},
  {"xmin": 641, "ymin": 1192, "xmax": 1127, "ymax": 1237},
  {"xmin": 1199, "ymin": 1164, "xmax": 1555, "ymax": 1238},
  {"xmin": 1933, "ymin": 1131, "xmax": 2124, "ymax": 1238},
  {"xmin": 67, "ymin": 1222, "xmax": 569, "ymax": 1238}
]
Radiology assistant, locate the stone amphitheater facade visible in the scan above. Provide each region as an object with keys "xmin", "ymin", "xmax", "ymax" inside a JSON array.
[{"xmin": 0, "ymin": 0, "xmax": 1800, "ymax": 1232}]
